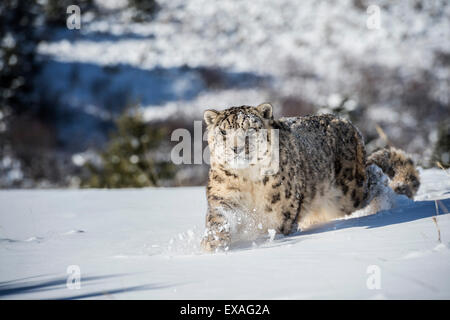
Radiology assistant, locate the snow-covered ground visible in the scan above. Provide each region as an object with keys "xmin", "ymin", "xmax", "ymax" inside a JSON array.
[{"xmin": 0, "ymin": 168, "xmax": 449, "ymax": 299}]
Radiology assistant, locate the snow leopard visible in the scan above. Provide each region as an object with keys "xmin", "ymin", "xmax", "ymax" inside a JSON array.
[{"xmin": 201, "ymin": 103, "xmax": 420, "ymax": 252}]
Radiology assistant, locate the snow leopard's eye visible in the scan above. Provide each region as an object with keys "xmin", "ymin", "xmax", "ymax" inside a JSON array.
[{"xmin": 220, "ymin": 129, "xmax": 227, "ymax": 136}]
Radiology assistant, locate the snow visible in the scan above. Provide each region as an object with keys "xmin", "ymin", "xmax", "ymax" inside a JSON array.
[{"xmin": 1, "ymin": 168, "xmax": 449, "ymax": 299}]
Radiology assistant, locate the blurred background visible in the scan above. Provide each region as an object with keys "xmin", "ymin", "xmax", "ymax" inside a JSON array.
[{"xmin": 0, "ymin": 0, "xmax": 449, "ymax": 189}]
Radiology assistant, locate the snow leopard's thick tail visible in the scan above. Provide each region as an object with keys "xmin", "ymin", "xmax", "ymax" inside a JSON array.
[{"xmin": 366, "ymin": 147, "xmax": 420, "ymax": 199}]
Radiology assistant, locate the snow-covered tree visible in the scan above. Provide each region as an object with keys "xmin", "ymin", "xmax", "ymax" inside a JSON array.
[{"xmin": 82, "ymin": 106, "xmax": 175, "ymax": 188}]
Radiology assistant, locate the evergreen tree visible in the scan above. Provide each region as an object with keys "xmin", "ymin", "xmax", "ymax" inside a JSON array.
[
  {"xmin": 128, "ymin": 0, "xmax": 160, "ymax": 22},
  {"xmin": 0, "ymin": 1, "xmax": 43, "ymax": 187},
  {"xmin": 44, "ymin": 0, "xmax": 96, "ymax": 26},
  {"xmin": 0, "ymin": 0, "xmax": 41, "ymax": 116},
  {"xmin": 82, "ymin": 106, "xmax": 175, "ymax": 188},
  {"xmin": 432, "ymin": 119, "xmax": 450, "ymax": 168}
]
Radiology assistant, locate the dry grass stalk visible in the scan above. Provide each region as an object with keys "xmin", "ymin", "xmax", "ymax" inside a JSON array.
[
  {"xmin": 375, "ymin": 124, "xmax": 392, "ymax": 147},
  {"xmin": 433, "ymin": 200, "xmax": 442, "ymax": 243}
]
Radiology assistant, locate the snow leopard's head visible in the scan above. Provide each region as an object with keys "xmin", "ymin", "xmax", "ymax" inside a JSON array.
[{"xmin": 204, "ymin": 103, "xmax": 278, "ymax": 172}]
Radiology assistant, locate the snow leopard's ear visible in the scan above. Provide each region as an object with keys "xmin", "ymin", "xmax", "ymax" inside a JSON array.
[
  {"xmin": 204, "ymin": 109, "xmax": 219, "ymax": 126},
  {"xmin": 256, "ymin": 102, "xmax": 273, "ymax": 120}
]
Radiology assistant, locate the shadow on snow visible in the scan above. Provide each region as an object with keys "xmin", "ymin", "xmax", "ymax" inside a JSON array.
[
  {"xmin": 0, "ymin": 273, "xmax": 172, "ymax": 299},
  {"xmin": 230, "ymin": 198, "xmax": 450, "ymax": 251},
  {"xmin": 35, "ymin": 57, "xmax": 270, "ymax": 150}
]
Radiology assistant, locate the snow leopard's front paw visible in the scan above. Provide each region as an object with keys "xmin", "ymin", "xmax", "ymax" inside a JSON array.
[{"xmin": 201, "ymin": 230, "xmax": 230, "ymax": 253}]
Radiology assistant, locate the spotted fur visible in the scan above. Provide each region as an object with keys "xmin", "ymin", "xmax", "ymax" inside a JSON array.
[
  {"xmin": 367, "ymin": 147, "xmax": 420, "ymax": 199},
  {"xmin": 201, "ymin": 103, "xmax": 420, "ymax": 252}
]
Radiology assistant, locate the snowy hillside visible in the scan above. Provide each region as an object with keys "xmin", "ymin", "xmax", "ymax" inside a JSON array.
[
  {"xmin": 0, "ymin": 168, "xmax": 449, "ymax": 299},
  {"xmin": 2, "ymin": 0, "xmax": 448, "ymax": 189},
  {"xmin": 36, "ymin": 0, "xmax": 449, "ymax": 155}
]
